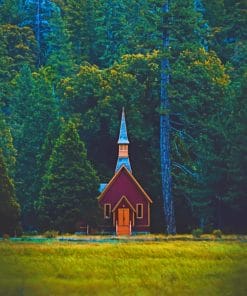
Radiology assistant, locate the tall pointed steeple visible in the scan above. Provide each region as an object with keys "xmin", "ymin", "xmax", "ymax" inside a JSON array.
[
  {"xmin": 115, "ymin": 108, "xmax": 132, "ymax": 173},
  {"xmin": 118, "ymin": 107, "xmax": 129, "ymax": 144}
]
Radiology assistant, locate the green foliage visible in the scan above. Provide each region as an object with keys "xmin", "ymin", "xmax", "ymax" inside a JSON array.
[
  {"xmin": 95, "ymin": 0, "xmax": 161, "ymax": 67},
  {"xmin": 0, "ymin": 0, "xmax": 245, "ymax": 233},
  {"xmin": 0, "ymin": 0, "xmax": 24, "ymax": 25},
  {"xmin": 218, "ymin": 70, "xmax": 247, "ymax": 232},
  {"xmin": 38, "ymin": 120, "xmax": 100, "ymax": 233},
  {"xmin": 0, "ymin": 24, "xmax": 37, "ymax": 74},
  {"xmin": 170, "ymin": 47, "xmax": 231, "ymax": 227},
  {"xmin": 0, "ymin": 114, "xmax": 16, "ymax": 176},
  {"xmin": 0, "ymin": 24, "xmax": 37, "ymax": 104},
  {"xmin": 192, "ymin": 228, "xmax": 203, "ymax": 238},
  {"xmin": 169, "ymin": 0, "xmax": 208, "ymax": 55},
  {"xmin": 63, "ymin": 0, "xmax": 99, "ymax": 65},
  {"xmin": 9, "ymin": 65, "xmax": 59, "ymax": 228},
  {"xmin": 21, "ymin": 0, "xmax": 58, "ymax": 66},
  {"xmin": 0, "ymin": 149, "xmax": 20, "ymax": 236},
  {"xmin": 45, "ymin": 5, "xmax": 74, "ymax": 79},
  {"xmin": 58, "ymin": 52, "xmax": 162, "ymax": 217},
  {"xmin": 204, "ymin": 0, "xmax": 247, "ymax": 64},
  {"xmin": 58, "ymin": 45, "xmax": 237, "ymax": 231}
]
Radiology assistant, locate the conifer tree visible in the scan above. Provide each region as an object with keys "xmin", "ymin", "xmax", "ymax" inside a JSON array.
[
  {"xmin": 64, "ymin": 0, "xmax": 98, "ymax": 65},
  {"xmin": 45, "ymin": 4, "xmax": 74, "ymax": 79},
  {"xmin": 0, "ymin": 114, "xmax": 16, "ymax": 177},
  {"xmin": 0, "ymin": 0, "xmax": 245, "ymax": 234},
  {"xmin": 0, "ymin": 0, "xmax": 24, "ymax": 25},
  {"xmin": 38, "ymin": 120, "xmax": 100, "ymax": 233},
  {"xmin": 0, "ymin": 149, "xmax": 20, "ymax": 236},
  {"xmin": 0, "ymin": 24, "xmax": 37, "ymax": 104},
  {"xmin": 0, "ymin": 24, "xmax": 37, "ymax": 73},
  {"xmin": 169, "ymin": 0, "xmax": 208, "ymax": 57},
  {"xmin": 10, "ymin": 65, "xmax": 59, "ymax": 228},
  {"xmin": 22, "ymin": 0, "xmax": 57, "ymax": 66}
]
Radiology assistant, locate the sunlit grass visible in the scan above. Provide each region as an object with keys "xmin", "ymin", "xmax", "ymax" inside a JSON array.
[{"xmin": 0, "ymin": 240, "xmax": 246, "ymax": 295}]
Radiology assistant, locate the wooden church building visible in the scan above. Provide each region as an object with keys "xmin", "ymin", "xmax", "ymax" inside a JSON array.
[{"xmin": 98, "ymin": 109, "xmax": 153, "ymax": 235}]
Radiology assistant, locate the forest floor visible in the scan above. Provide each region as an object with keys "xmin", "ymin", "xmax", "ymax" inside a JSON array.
[{"xmin": 0, "ymin": 239, "xmax": 247, "ymax": 296}]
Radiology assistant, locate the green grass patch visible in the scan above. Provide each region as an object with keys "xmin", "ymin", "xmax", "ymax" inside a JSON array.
[{"xmin": 0, "ymin": 241, "xmax": 246, "ymax": 295}]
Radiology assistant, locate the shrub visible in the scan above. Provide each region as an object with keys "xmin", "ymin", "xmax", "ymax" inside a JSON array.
[
  {"xmin": 212, "ymin": 229, "xmax": 222, "ymax": 238},
  {"xmin": 23, "ymin": 230, "xmax": 38, "ymax": 236},
  {"xmin": 3, "ymin": 234, "xmax": 10, "ymax": 240},
  {"xmin": 43, "ymin": 230, "xmax": 59, "ymax": 238},
  {"xmin": 192, "ymin": 228, "xmax": 203, "ymax": 238}
]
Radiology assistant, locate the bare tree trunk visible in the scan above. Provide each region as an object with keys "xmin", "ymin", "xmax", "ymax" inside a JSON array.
[
  {"xmin": 160, "ymin": 1, "xmax": 176, "ymax": 234},
  {"xmin": 35, "ymin": 0, "xmax": 41, "ymax": 66}
]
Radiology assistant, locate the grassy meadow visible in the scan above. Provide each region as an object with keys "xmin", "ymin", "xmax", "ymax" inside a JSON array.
[{"xmin": 0, "ymin": 239, "xmax": 247, "ymax": 296}]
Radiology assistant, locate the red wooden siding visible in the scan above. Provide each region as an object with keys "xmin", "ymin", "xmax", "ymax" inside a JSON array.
[{"xmin": 99, "ymin": 167, "xmax": 151, "ymax": 228}]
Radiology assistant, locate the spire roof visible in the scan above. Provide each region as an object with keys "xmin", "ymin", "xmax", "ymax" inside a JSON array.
[
  {"xmin": 115, "ymin": 158, "xmax": 132, "ymax": 173},
  {"xmin": 117, "ymin": 108, "xmax": 129, "ymax": 144}
]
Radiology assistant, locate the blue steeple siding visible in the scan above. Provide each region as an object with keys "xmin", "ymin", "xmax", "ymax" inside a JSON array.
[
  {"xmin": 115, "ymin": 157, "xmax": 132, "ymax": 173},
  {"xmin": 117, "ymin": 108, "xmax": 129, "ymax": 144},
  {"xmin": 115, "ymin": 108, "xmax": 132, "ymax": 174}
]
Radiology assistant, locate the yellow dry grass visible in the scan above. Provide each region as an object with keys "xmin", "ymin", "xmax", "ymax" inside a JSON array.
[{"xmin": 0, "ymin": 240, "xmax": 246, "ymax": 295}]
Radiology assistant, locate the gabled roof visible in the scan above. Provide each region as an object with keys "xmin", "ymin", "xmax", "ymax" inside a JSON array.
[
  {"xmin": 118, "ymin": 108, "xmax": 129, "ymax": 144},
  {"xmin": 98, "ymin": 165, "xmax": 153, "ymax": 203},
  {"xmin": 112, "ymin": 195, "xmax": 136, "ymax": 212}
]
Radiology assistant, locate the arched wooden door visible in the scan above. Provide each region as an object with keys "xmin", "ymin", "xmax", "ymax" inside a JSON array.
[{"xmin": 117, "ymin": 208, "xmax": 130, "ymax": 235}]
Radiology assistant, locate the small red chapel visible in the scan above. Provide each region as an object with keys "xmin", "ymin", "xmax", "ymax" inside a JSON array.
[{"xmin": 98, "ymin": 109, "xmax": 153, "ymax": 235}]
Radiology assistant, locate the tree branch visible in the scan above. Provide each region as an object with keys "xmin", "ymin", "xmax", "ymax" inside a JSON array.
[{"xmin": 173, "ymin": 162, "xmax": 199, "ymax": 179}]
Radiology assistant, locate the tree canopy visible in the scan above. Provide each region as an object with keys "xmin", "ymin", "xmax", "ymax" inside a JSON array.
[
  {"xmin": 37, "ymin": 120, "xmax": 100, "ymax": 232},
  {"xmin": 0, "ymin": 0, "xmax": 246, "ymax": 234},
  {"xmin": 0, "ymin": 149, "xmax": 20, "ymax": 235}
]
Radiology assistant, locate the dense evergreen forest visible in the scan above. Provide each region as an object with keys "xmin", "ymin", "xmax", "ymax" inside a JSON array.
[{"xmin": 0, "ymin": 0, "xmax": 246, "ymax": 234}]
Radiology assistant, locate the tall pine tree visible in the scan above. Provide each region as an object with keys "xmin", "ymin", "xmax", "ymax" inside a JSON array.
[
  {"xmin": 38, "ymin": 120, "xmax": 100, "ymax": 233},
  {"xmin": 160, "ymin": 1, "xmax": 176, "ymax": 234},
  {"xmin": 9, "ymin": 65, "xmax": 59, "ymax": 228},
  {"xmin": 0, "ymin": 148, "xmax": 20, "ymax": 236}
]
